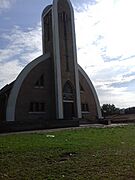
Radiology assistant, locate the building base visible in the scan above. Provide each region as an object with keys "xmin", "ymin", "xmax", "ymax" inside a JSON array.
[{"xmin": 0, "ymin": 119, "xmax": 79, "ymax": 133}]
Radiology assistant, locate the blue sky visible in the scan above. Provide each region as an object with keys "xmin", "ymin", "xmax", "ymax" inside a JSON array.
[{"xmin": 0, "ymin": 0, "xmax": 135, "ymax": 108}]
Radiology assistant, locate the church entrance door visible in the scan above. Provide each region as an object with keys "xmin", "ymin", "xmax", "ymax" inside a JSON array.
[
  {"xmin": 63, "ymin": 101, "xmax": 74, "ymax": 119},
  {"xmin": 63, "ymin": 81, "xmax": 75, "ymax": 119}
]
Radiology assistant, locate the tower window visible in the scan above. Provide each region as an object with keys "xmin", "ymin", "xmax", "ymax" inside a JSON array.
[
  {"xmin": 44, "ymin": 12, "xmax": 51, "ymax": 42},
  {"xmin": 62, "ymin": 12, "xmax": 69, "ymax": 71},
  {"xmin": 58, "ymin": 12, "xmax": 68, "ymax": 22}
]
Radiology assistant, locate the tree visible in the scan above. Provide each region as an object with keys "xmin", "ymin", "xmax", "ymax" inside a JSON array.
[{"xmin": 101, "ymin": 104, "xmax": 119, "ymax": 117}]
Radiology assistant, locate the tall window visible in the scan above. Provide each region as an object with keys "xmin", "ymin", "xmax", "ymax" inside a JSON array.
[
  {"xmin": 80, "ymin": 83, "xmax": 84, "ymax": 92},
  {"xmin": 62, "ymin": 12, "xmax": 69, "ymax": 71},
  {"xmin": 63, "ymin": 81, "xmax": 74, "ymax": 100},
  {"xmin": 58, "ymin": 11, "xmax": 69, "ymax": 71},
  {"xmin": 81, "ymin": 103, "xmax": 89, "ymax": 112},
  {"xmin": 34, "ymin": 75, "xmax": 44, "ymax": 88}
]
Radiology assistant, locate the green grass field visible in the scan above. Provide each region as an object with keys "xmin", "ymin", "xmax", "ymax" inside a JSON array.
[{"xmin": 1, "ymin": 126, "xmax": 135, "ymax": 179}]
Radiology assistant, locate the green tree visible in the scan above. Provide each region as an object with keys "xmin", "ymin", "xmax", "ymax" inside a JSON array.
[{"xmin": 101, "ymin": 104, "xmax": 119, "ymax": 116}]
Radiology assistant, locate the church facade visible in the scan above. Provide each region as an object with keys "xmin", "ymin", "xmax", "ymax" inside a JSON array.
[{"xmin": 0, "ymin": 0, "xmax": 102, "ymax": 132}]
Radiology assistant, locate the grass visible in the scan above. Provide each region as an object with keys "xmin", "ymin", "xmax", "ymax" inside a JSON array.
[{"xmin": 1, "ymin": 126, "xmax": 135, "ymax": 179}]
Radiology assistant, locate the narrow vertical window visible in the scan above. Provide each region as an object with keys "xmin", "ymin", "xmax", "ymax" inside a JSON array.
[
  {"xmin": 80, "ymin": 83, "xmax": 84, "ymax": 92},
  {"xmin": 86, "ymin": 104, "xmax": 89, "ymax": 111},
  {"xmin": 35, "ymin": 103, "xmax": 39, "ymax": 112},
  {"xmin": 29, "ymin": 102, "xmax": 33, "ymax": 112},
  {"xmin": 62, "ymin": 12, "xmax": 69, "ymax": 71},
  {"xmin": 34, "ymin": 75, "xmax": 44, "ymax": 88}
]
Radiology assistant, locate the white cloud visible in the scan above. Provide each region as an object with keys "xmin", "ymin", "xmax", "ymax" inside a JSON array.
[
  {"xmin": 0, "ymin": 60, "xmax": 22, "ymax": 86},
  {"xmin": 0, "ymin": 0, "xmax": 135, "ymax": 108},
  {"xmin": 0, "ymin": 0, "xmax": 15, "ymax": 12},
  {"xmin": 0, "ymin": 24, "xmax": 42, "ymax": 88},
  {"xmin": 75, "ymin": 0, "xmax": 135, "ymax": 108}
]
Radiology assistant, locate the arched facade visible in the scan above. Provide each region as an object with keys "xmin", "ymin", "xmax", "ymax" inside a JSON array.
[{"xmin": 6, "ymin": 53, "xmax": 56, "ymax": 122}]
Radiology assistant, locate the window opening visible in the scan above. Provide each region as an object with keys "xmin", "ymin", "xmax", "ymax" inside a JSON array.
[
  {"xmin": 29, "ymin": 102, "xmax": 45, "ymax": 112},
  {"xmin": 80, "ymin": 83, "xmax": 84, "ymax": 92},
  {"xmin": 63, "ymin": 81, "xmax": 74, "ymax": 100},
  {"xmin": 62, "ymin": 12, "xmax": 69, "ymax": 71},
  {"xmin": 35, "ymin": 75, "xmax": 44, "ymax": 88},
  {"xmin": 81, "ymin": 103, "xmax": 89, "ymax": 112}
]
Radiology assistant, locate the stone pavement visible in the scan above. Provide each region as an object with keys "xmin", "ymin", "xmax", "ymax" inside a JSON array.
[{"xmin": 0, "ymin": 123, "xmax": 131, "ymax": 136}]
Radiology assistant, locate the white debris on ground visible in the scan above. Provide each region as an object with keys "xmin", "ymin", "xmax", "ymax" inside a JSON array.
[{"xmin": 46, "ymin": 135, "xmax": 55, "ymax": 138}]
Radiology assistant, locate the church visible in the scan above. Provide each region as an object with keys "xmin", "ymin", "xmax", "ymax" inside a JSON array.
[{"xmin": 0, "ymin": 0, "xmax": 102, "ymax": 132}]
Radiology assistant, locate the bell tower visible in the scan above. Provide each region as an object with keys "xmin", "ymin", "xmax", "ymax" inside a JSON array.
[
  {"xmin": 42, "ymin": 0, "xmax": 81, "ymax": 119},
  {"xmin": 52, "ymin": 0, "xmax": 81, "ymax": 119}
]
